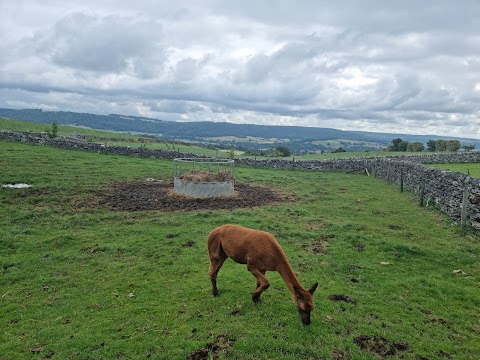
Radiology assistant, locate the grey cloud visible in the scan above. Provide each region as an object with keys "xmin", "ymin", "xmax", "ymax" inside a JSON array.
[
  {"xmin": 169, "ymin": 54, "xmax": 215, "ymax": 83},
  {"xmin": 0, "ymin": 80, "xmax": 90, "ymax": 96},
  {"xmin": 147, "ymin": 100, "xmax": 205, "ymax": 114},
  {"xmin": 217, "ymin": 0, "xmax": 480, "ymax": 33},
  {"xmin": 33, "ymin": 12, "xmax": 165, "ymax": 74},
  {"xmin": 372, "ymin": 74, "xmax": 422, "ymax": 111}
]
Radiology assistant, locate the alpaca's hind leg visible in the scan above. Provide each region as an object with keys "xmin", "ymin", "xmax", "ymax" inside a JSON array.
[
  {"xmin": 248, "ymin": 267, "xmax": 270, "ymax": 303},
  {"xmin": 255, "ymin": 270, "xmax": 266, "ymax": 290},
  {"xmin": 209, "ymin": 254, "xmax": 227, "ymax": 296},
  {"xmin": 208, "ymin": 232, "xmax": 227, "ymax": 297}
]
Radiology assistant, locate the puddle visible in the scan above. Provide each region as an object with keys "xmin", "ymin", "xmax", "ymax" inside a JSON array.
[{"xmin": 2, "ymin": 183, "xmax": 33, "ymax": 189}]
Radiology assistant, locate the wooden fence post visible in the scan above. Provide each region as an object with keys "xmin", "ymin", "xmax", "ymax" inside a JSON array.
[
  {"xmin": 400, "ymin": 170, "xmax": 404, "ymax": 193},
  {"xmin": 419, "ymin": 176, "xmax": 426, "ymax": 207},
  {"xmin": 461, "ymin": 187, "xmax": 469, "ymax": 233}
]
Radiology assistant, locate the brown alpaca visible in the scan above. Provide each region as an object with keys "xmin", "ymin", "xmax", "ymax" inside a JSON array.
[{"xmin": 208, "ymin": 224, "xmax": 319, "ymax": 325}]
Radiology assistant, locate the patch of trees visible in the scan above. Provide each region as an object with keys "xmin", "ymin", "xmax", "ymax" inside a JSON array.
[
  {"xmin": 426, "ymin": 139, "xmax": 461, "ymax": 152},
  {"xmin": 46, "ymin": 120, "xmax": 59, "ymax": 139},
  {"xmin": 387, "ymin": 138, "xmax": 425, "ymax": 152},
  {"xmin": 272, "ymin": 146, "xmax": 292, "ymax": 157},
  {"xmin": 387, "ymin": 138, "xmax": 471, "ymax": 153}
]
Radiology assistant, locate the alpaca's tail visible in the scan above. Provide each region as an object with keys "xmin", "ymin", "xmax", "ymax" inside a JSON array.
[{"xmin": 207, "ymin": 227, "xmax": 224, "ymax": 260}]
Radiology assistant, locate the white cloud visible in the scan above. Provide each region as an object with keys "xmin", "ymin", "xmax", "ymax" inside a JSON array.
[{"xmin": 0, "ymin": 0, "xmax": 479, "ymax": 139}]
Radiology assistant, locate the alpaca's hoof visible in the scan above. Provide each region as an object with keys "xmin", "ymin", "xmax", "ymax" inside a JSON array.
[
  {"xmin": 212, "ymin": 290, "xmax": 219, "ymax": 297},
  {"xmin": 252, "ymin": 294, "xmax": 261, "ymax": 303}
]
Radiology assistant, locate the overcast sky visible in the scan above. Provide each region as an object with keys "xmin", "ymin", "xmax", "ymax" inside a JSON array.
[{"xmin": 1, "ymin": 0, "xmax": 479, "ymax": 139}]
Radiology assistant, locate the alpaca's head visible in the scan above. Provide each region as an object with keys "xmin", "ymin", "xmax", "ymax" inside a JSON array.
[{"xmin": 294, "ymin": 283, "xmax": 318, "ymax": 325}]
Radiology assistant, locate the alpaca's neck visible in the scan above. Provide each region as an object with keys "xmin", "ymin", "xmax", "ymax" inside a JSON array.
[{"xmin": 277, "ymin": 259, "xmax": 303, "ymax": 295}]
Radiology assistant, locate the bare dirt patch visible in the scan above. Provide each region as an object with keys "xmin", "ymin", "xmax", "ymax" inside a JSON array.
[
  {"xmin": 352, "ymin": 243, "xmax": 365, "ymax": 252},
  {"xmin": 311, "ymin": 241, "xmax": 328, "ymax": 255},
  {"xmin": 302, "ymin": 234, "xmax": 335, "ymax": 255},
  {"xmin": 354, "ymin": 335, "xmax": 409, "ymax": 359},
  {"xmin": 388, "ymin": 225, "xmax": 402, "ymax": 230},
  {"xmin": 97, "ymin": 181, "xmax": 288, "ymax": 212},
  {"xmin": 187, "ymin": 334, "xmax": 235, "ymax": 360},
  {"xmin": 332, "ymin": 349, "xmax": 349, "ymax": 359},
  {"xmin": 328, "ymin": 294, "xmax": 357, "ymax": 304}
]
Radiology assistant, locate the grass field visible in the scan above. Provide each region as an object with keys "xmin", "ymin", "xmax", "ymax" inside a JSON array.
[
  {"xmin": 0, "ymin": 117, "xmax": 138, "ymax": 140},
  {"xmin": 1, "ymin": 117, "xmax": 424, "ymax": 160},
  {"xmin": 1, "ymin": 139, "xmax": 480, "ymax": 359},
  {"xmin": 0, "ymin": 117, "xmax": 224, "ymax": 158},
  {"xmin": 427, "ymin": 163, "xmax": 480, "ymax": 178}
]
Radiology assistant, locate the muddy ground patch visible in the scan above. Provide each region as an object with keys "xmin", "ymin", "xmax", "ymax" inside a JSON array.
[
  {"xmin": 97, "ymin": 180, "xmax": 289, "ymax": 212},
  {"xmin": 354, "ymin": 335, "xmax": 409, "ymax": 359}
]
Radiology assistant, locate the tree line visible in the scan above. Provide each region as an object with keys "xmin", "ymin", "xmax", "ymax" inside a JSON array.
[{"xmin": 387, "ymin": 138, "xmax": 475, "ymax": 152}]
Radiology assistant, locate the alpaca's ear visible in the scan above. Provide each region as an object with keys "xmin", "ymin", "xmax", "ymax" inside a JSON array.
[
  {"xmin": 293, "ymin": 285, "xmax": 305, "ymax": 299},
  {"xmin": 308, "ymin": 283, "xmax": 319, "ymax": 295}
]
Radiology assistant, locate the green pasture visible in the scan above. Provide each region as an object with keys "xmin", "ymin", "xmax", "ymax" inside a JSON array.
[
  {"xmin": 0, "ymin": 117, "xmax": 137, "ymax": 140},
  {"xmin": 1, "ymin": 118, "xmax": 417, "ymax": 160},
  {"xmin": 1, "ymin": 139, "xmax": 479, "ymax": 359},
  {"xmin": 0, "ymin": 118, "xmax": 222, "ymax": 158},
  {"xmin": 427, "ymin": 163, "xmax": 480, "ymax": 178}
]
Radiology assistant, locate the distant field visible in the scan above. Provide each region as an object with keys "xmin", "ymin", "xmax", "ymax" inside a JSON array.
[
  {"xmin": 0, "ymin": 117, "xmax": 464, "ymax": 161},
  {"xmin": 0, "ymin": 117, "xmax": 223, "ymax": 157},
  {"xmin": 0, "ymin": 117, "xmax": 137, "ymax": 139},
  {"xmin": 310, "ymin": 139, "xmax": 384, "ymax": 150},
  {"xmin": 1, "ymin": 139, "xmax": 479, "ymax": 359},
  {"xmin": 427, "ymin": 163, "xmax": 480, "ymax": 178},
  {"xmin": 295, "ymin": 151, "xmax": 420, "ymax": 160}
]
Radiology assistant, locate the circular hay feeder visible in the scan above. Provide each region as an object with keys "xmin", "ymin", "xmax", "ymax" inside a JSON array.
[{"xmin": 173, "ymin": 158, "xmax": 235, "ymax": 198}]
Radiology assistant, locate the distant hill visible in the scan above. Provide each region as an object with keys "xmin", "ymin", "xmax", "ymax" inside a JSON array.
[{"xmin": 0, "ymin": 107, "xmax": 478, "ymax": 153}]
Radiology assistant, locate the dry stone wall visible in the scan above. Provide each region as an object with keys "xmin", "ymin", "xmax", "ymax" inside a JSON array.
[
  {"xmin": 2, "ymin": 130, "xmax": 479, "ymax": 229},
  {"xmin": 236, "ymin": 156, "xmax": 480, "ymax": 229},
  {"xmin": 0, "ymin": 130, "xmax": 199, "ymax": 159}
]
